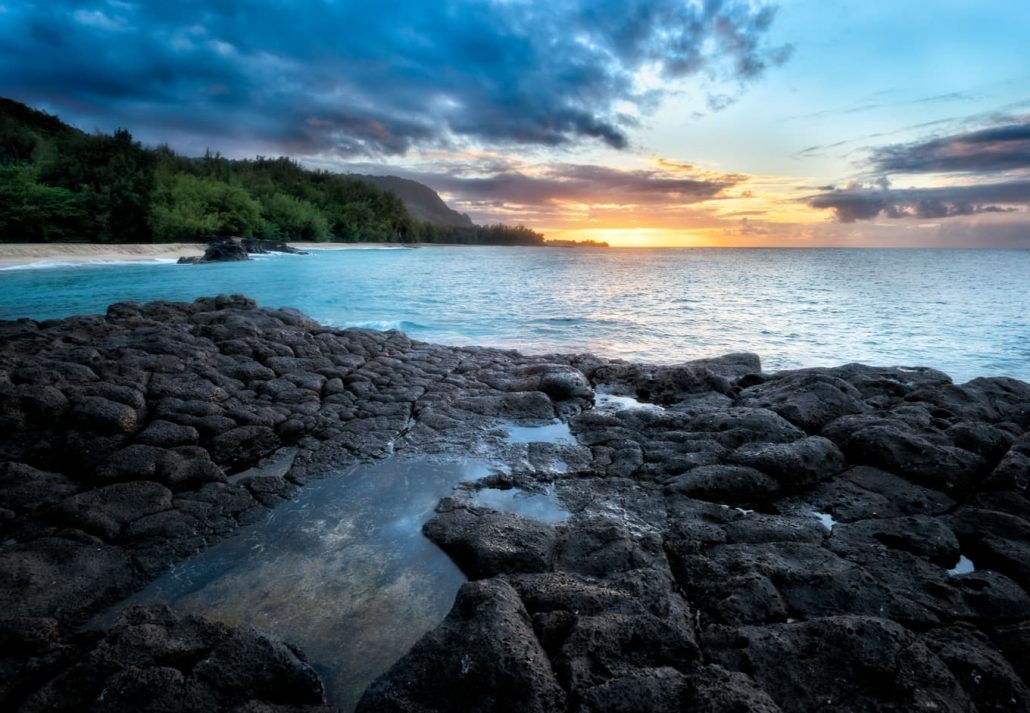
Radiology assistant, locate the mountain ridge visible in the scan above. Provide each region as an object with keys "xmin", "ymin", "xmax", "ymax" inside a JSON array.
[{"xmin": 352, "ymin": 174, "xmax": 473, "ymax": 228}]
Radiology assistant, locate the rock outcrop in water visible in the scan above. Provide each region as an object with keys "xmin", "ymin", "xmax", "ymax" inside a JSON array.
[
  {"xmin": 177, "ymin": 238, "xmax": 310, "ymax": 264},
  {"xmin": 1, "ymin": 295, "xmax": 1028, "ymax": 712},
  {"xmin": 177, "ymin": 239, "xmax": 251, "ymax": 264}
]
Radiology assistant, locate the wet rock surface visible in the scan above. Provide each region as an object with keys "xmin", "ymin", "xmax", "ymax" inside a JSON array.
[{"xmin": 0, "ymin": 295, "xmax": 1028, "ymax": 711}]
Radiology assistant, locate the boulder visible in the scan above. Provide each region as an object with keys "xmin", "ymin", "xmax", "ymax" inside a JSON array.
[
  {"xmin": 737, "ymin": 372, "xmax": 866, "ymax": 433},
  {"xmin": 356, "ymin": 579, "xmax": 566, "ymax": 713},
  {"xmin": 53, "ymin": 481, "xmax": 174, "ymax": 541},
  {"xmin": 423, "ymin": 503, "xmax": 557, "ymax": 579},
  {"xmin": 728, "ymin": 436, "xmax": 846, "ymax": 491},
  {"xmin": 177, "ymin": 240, "xmax": 251, "ymax": 264},
  {"xmin": 704, "ymin": 617, "xmax": 969, "ymax": 712},
  {"xmin": 664, "ymin": 465, "xmax": 779, "ymax": 503}
]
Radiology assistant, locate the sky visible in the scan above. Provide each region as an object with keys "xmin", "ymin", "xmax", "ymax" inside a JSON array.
[{"xmin": 2, "ymin": 0, "xmax": 1029, "ymax": 247}]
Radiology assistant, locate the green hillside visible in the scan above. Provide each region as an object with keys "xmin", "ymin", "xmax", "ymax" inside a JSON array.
[{"xmin": 0, "ymin": 98, "xmax": 543, "ymax": 246}]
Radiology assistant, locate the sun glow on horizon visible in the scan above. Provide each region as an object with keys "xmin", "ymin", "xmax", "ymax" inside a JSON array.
[{"xmin": 546, "ymin": 227, "xmax": 714, "ymax": 248}]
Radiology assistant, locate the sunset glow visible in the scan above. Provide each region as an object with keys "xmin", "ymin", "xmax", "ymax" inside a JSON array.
[{"xmin": 2, "ymin": 1, "xmax": 1028, "ymax": 246}]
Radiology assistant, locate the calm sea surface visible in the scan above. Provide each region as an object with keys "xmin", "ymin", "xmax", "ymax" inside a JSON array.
[{"xmin": 2, "ymin": 247, "xmax": 1028, "ymax": 383}]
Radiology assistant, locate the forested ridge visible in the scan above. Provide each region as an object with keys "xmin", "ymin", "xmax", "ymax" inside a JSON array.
[{"xmin": 0, "ymin": 98, "xmax": 543, "ymax": 245}]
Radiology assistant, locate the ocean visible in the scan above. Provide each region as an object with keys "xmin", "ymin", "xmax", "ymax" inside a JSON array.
[{"xmin": 2, "ymin": 246, "xmax": 1028, "ymax": 383}]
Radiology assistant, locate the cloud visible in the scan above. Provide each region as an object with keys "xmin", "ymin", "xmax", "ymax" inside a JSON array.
[
  {"xmin": 807, "ymin": 180, "xmax": 1029, "ymax": 223},
  {"xmin": 0, "ymin": 0, "xmax": 791, "ymax": 156},
  {"xmin": 330, "ymin": 156, "xmax": 748, "ymax": 228},
  {"xmin": 809, "ymin": 115, "xmax": 1030, "ymax": 223},
  {"xmin": 356, "ymin": 161, "xmax": 744, "ymax": 207},
  {"xmin": 870, "ymin": 119, "xmax": 1030, "ymax": 174},
  {"xmin": 787, "ymin": 90, "xmax": 974, "ymax": 122}
]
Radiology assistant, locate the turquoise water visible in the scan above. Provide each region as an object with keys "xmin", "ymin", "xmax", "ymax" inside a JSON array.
[{"xmin": 2, "ymin": 246, "xmax": 1028, "ymax": 382}]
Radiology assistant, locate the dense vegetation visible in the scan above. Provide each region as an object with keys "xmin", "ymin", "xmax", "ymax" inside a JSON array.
[{"xmin": 0, "ymin": 98, "xmax": 544, "ymax": 245}]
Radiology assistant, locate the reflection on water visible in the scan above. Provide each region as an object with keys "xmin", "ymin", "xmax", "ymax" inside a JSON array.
[
  {"xmin": 810, "ymin": 511, "xmax": 837, "ymax": 531},
  {"xmin": 504, "ymin": 420, "xmax": 575, "ymax": 444},
  {"xmin": 470, "ymin": 486, "xmax": 569, "ymax": 524},
  {"xmin": 947, "ymin": 554, "xmax": 976, "ymax": 576},
  {"xmin": 98, "ymin": 457, "xmax": 491, "ymax": 713}
]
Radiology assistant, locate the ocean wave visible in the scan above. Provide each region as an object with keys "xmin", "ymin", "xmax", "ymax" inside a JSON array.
[
  {"xmin": 0, "ymin": 258, "xmax": 179, "ymax": 271},
  {"xmin": 338, "ymin": 319, "xmax": 428, "ymax": 332}
]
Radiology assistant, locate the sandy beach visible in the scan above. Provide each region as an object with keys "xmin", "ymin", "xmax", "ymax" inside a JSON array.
[
  {"xmin": 0, "ymin": 241, "xmax": 438, "ymax": 268},
  {"xmin": 0, "ymin": 242, "xmax": 206, "ymax": 267}
]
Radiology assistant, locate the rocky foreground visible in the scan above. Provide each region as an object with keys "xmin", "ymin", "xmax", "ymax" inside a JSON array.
[{"xmin": 1, "ymin": 296, "xmax": 1029, "ymax": 712}]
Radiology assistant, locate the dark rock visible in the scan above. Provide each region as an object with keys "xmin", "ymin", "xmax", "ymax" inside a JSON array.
[
  {"xmin": 0, "ymin": 383, "xmax": 69, "ymax": 431},
  {"xmin": 53, "ymin": 481, "xmax": 173, "ymax": 541},
  {"xmin": 554, "ymin": 605, "xmax": 699, "ymax": 697},
  {"xmin": 706, "ymin": 572, "xmax": 788, "ymax": 624},
  {"xmin": 684, "ymin": 664, "xmax": 783, "ymax": 712},
  {"xmin": 699, "ymin": 541, "xmax": 938, "ymax": 624},
  {"xmin": 686, "ymin": 408, "xmax": 805, "ymax": 448},
  {"xmin": 70, "ymin": 395, "xmax": 140, "ymax": 434},
  {"xmin": 423, "ymin": 502, "xmax": 557, "ymax": 578},
  {"xmin": 163, "ymin": 458, "xmax": 226, "ymax": 490},
  {"xmin": 93, "ymin": 444, "xmax": 182, "ymax": 485},
  {"xmin": 793, "ymin": 465, "xmax": 956, "ymax": 522},
  {"xmin": 13, "ymin": 606, "xmax": 329, "ymax": 713},
  {"xmin": 989, "ymin": 621, "xmax": 1030, "ymax": 683},
  {"xmin": 664, "ymin": 465, "xmax": 779, "ymax": 502},
  {"xmin": 539, "ymin": 368, "xmax": 593, "ymax": 401},
  {"xmin": 947, "ymin": 507, "xmax": 1030, "ymax": 590},
  {"xmin": 984, "ymin": 434, "xmax": 1030, "ymax": 493},
  {"xmin": 908, "ymin": 377, "xmax": 1030, "ymax": 427},
  {"xmin": 177, "ymin": 240, "xmax": 251, "ymax": 264},
  {"xmin": 945, "ymin": 421, "xmax": 1015, "ymax": 460},
  {"xmin": 829, "ymin": 420, "xmax": 986, "ymax": 494},
  {"xmin": 830, "ymin": 515, "xmax": 960, "ymax": 567},
  {"xmin": 207, "ymin": 426, "xmax": 281, "ymax": 469},
  {"xmin": 737, "ymin": 372, "xmax": 866, "ymax": 433},
  {"xmin": 576, "ymin": 666, "xmax": 689, "ymax": 713},
  {"xmin": 356, "ymin": 579, "xmax": 566, "ymax": 713},
  {"xmin": 594, "ymin": 363, "xmax": 733, "ymax": 404},
  {"xmin": 1, "ymin": 295, "xmax": 1028, "ymax": 712},
  {"xmin": 0, "ymin": 462, "xmax": 79, "ymax": 516},
  {"xmin": 508, "ymin": 571, "xmax": 652, "ymax": 618},
  {"xmin": 192, "ymin": 625, "xmax": 325, "ymax": 706},
  {"xmin": 922, "ymin": 625, "xmax": 1030, "ymax": 712},
  {"xmin": 0, "ymin": 536, "xmax": 137, "ymax": 623},
  {"xmin": 728, "ymin": 436, "xmax": 846, "ymax": 491},
  {"xmin": 554, "ymin": 519, "xmax": 666, "ymax": 576},
  {"xmin": 135, "ymin": 420, "xmax": 200, "ymax": 448},
  {"xmin": 704, "ymin": 617, "xmax": 969, "ymax": 712}
]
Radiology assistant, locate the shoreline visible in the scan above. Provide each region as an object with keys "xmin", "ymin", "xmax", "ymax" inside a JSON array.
[
  {"xmin": 0, "ymin": 295, "xmax": 1027, "ymax": 712},
  {"xmin": 0, "ymin": 241, "xmax": 474, "ymax": 268},
  {"xmin": 4, "ymin": 242, "xmax": 1024, "ymax": 270},
  {"xmin": 0, "ymin": 242, "xmax": 206, "ymax": 267}
]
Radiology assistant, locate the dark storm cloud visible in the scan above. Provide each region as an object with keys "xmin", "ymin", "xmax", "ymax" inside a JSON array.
[
  {"xmin": 870, "ymin": 120, "xmax": 1030, "ymax": 174},
  {"xmin": 809, "ymin": 115, "xmax": 1030, "ymax": 223},
  {"xmin": 0, "ymin": 0, "xmax": 790, "ymax": 156},
  {"xmin": 363, "ymin": 163, "xmax": 744, "ymax": 206},
  {"xmin": 807, "ymin": 181, "xmax": 1030, "ymax": 223}
]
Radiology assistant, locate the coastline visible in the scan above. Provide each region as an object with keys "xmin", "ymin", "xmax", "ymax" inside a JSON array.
[
  {"xmin": 0, "ymin": 295, "xmax": 1027, "ymax": 712},
  {"xmin": 0, "ymin": 241, "xmax": 470, "ymax": 268},
  {"xmin": 0, "ymin": 242, "xmax": 206, "ymax": 267}
]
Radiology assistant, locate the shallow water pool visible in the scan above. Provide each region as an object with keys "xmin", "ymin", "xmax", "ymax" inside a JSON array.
[{"xmin": 97, "ymin": 457, "xmax": 491, "ymax": 712}]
